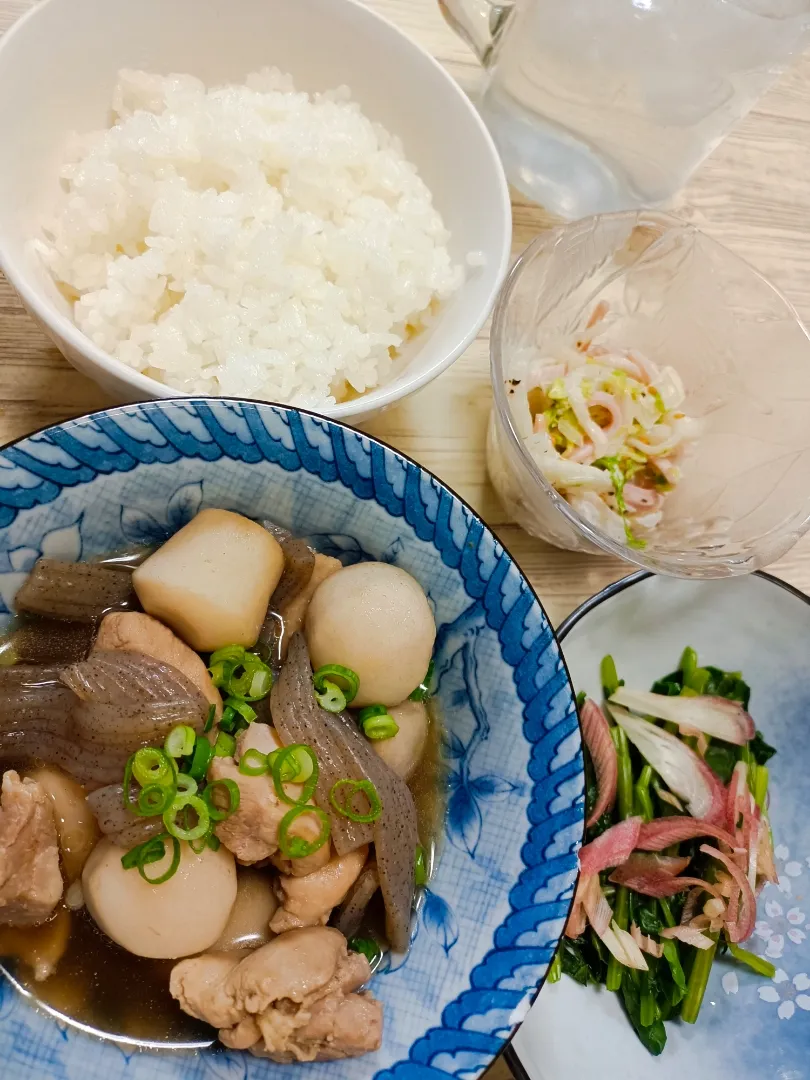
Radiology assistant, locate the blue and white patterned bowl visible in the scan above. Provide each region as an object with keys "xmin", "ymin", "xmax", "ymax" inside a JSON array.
[
  {"xmin": 0, "ymin": 399, "xmax": 582, "ymax": 1080},
  {"xmin": 513, "ymin": 571, "xmax": 810, "ymax": 1080}
]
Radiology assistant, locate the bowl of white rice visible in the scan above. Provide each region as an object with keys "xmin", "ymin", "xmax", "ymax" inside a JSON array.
[{"xmin": 0, "ymin": 0, "xmax": 511, "ymax": 420}]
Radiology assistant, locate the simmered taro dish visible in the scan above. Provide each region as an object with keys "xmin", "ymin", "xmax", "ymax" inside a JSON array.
[{"xmin": 0, "ymin": 509, "xmax": 443, "ymax": 1062}]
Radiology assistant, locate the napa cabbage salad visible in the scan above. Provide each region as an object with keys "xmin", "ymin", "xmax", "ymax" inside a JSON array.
[{"xmin": 507, "ymin": 302, "xmax": 699, "ymax": 547}]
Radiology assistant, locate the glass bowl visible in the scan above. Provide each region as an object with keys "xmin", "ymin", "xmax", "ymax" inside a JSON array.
[{"xmin": 487, "ymin": 210, "xmax": 810, "ymax": 577}]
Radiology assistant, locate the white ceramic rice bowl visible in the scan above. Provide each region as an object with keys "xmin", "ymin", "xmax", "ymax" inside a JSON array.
[{"xmin": 0, "ymin": 0, "xmax": 512, "ymax": 420}]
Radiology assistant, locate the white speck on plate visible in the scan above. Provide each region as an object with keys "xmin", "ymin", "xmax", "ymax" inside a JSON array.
[
  {"xmin": 785, "ymin": 862, "xmax": 802, "ymax": 878},
  {"xmin": 722, "ymin": 972, "xmax": 739, "ymax": 995}
]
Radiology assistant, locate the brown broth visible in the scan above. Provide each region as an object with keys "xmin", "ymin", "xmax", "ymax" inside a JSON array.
[
  {"xmin": 0, "ymin": 905, "xmax": 211, "ymax": 1045},
  {"xmin": 409, "ymin": 699, "xmax": 447, "ymax": 876}
]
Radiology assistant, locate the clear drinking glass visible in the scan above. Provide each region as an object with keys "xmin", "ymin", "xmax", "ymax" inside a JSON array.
[
  {"xmin": 440, "ymin": 0, "xmax": 810, "ymax": 218},
  {"xmin": 487, "ymin": 211, "xmax": 810, "ymax": 577}
]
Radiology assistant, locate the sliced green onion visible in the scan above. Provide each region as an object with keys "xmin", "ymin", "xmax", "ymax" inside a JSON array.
[
  {"xmin": 276, "ymin": 745, "xmax": 315, "ymax": 784},
  {"xmin": 210, "ymin": 644, "xmax": 246, "ymax": 667},
  {"xmin": 248, "ymin": 667, "xmax": 272, "ymax": 699},
  {"xmin": 348, "ymin": 936, "xmax": 382, "ymax": 967},
  {"xmin": 239, "ymin": 749, "xmax": 269, "ymax": 776},
  {"xmin": 313, "ymin": 664, "xmax": 360, "ymax": 705},
  {"xmin": 358, "ymin": 705, "xmax": 398, "ymax": 741},
  {"xmin": 131, "ymin": 747, "xmax": 174, "ymax": 789},
  {"xmin": 163, "ymin": 794, "xmax": 210, "ymax": 841},
  {"xmin": 357, "ymin": 704, "xmax": 388, "ymax": 723},
  {"xmin": 176, "ymin": 773, "xmax": 198, "ymax": 795},
  {"xmin": 220, "ymin": 696, "xmax": 258, "ymax": 735},
  {"xmin": 188, "ymin": 736, "xmax": 215, "ymax": 781},
  {"xmin": 140, "ymin": 834, "xmax": 181, "ymax": 885},
  {"xmin": 278, "ymin": 804, "xmax": 331, "ymax": 860},
  {"xmin": 208, "ymin": 661, "xmax": 229, "ymax": 688},
  {"xmin": 219, "ymin": 705, "xmax": 238, "ymax": 734},
  {"xmin": 208, "ymin": 646, "xmax": 247, "ymax": 691},
  {"xmin": 164, "ymin": 725, "xmax": 196, "ymax": 759},
  {"xmin": 214, "ymin": 731, "xmax": 236, "ymax": 758},
  {"xmin": 121, "ymin": 835, "xmax": 165, "ymax": 871},
  {"xmin": 203, "ymin": 703, "xmax": 216, "ymax": 734},
  {"xmin": 314, "ymin": 678, "xmax": 347, "ymax": 713},
  {"xmin": 329, "ymin": 778, "xmax": 382, "ymax": 823},
  {"xmin": 189, "ymin": 834, "xmax": 208, "ymax": 854},
  {"xmin": 121, "ymin": 834, "xmax": 181, "ymax": 885},
  {"xmin": 207, "ymin": 832, "xmax": 221, "ymax": 852},
  {"xmin": 137, "ymin": 783, "xmax": 176, "ymax": 817},
  {"xmin": 203, "ymin": 778, "xmax": 240, "ymax": 821},
  {"xmin": 357, "ymin": 704, "xmax": 399, "ymax": 741},
  {"xmin": 414, "ymin": 844, "xmax": 429, "ymax": 887},
  {"xmin": 271, "ymin": 745, "xmax": 319, "ymax": 806},
  {"xmin": 409, "ymin": 660, "xmax": 435, "ymax": 702},
  {"xmin": 220, "ymin": 653, "xmax": 273, "ymax": 701},
  {"xmin": 225, "ymin": 698, "xmax": 257, "ymax": 725}
]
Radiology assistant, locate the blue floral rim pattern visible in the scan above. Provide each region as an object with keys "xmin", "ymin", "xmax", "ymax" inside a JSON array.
[{"xmin": 0, "ymin": 399, "xmax": 583, "ymax": 1079}]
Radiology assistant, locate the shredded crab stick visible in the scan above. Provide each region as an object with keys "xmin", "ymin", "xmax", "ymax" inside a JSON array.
[{"xmin": 507, "ymin": 301, "xmax": 699, "ymax": 547}]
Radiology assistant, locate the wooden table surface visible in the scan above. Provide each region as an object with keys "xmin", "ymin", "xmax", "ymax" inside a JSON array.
[{"xmin": 3, "ymin": 0, "xmax": 810, "ymax": 625}]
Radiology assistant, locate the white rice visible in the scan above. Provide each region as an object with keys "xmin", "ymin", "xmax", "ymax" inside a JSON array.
[{"xmin": 36, "ymin": 68, "xmax": 465, "ymax": 407}]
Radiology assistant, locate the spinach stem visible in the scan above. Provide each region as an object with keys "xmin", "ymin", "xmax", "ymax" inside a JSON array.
[
  {"xmin": 680, "ymin": 934, "xmax": 718, "ymax": 1024},
  {"xmin": 606, "ymin": 886, "xmax": 630, "ymax": 992},
  {"xmin": 753, "ymin": 765, "xmax": 769, "ymax": 809},
  {"xmin": 678, "ymin": 646, "xmax": 697, "ymax": 684},
  {"xmin": 634, "ymin": 764, "xmax": 655, "ymax": 822},
  {"xmin": 600, "ymin": 654, "xmax": 621, "ymax": 697},
  {"xmin": 611, "ymin": 727, "xmax": 634, "ymax": 820},
  {"xmin": 658, "ymin": 896, "xmax": 676, "ymax": 928},
  {"xmin": 728, "ymin": 942, "xmax": 776, "ymax": 979},
  {"xmin": 606, "ymin": 725, "xmax": 634, "ymax": 992}
]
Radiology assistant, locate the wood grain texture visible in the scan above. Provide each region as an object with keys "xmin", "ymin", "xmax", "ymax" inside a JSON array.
[{"xmin": 2, "ymin": 0, "xmax": 810, "ymax": 630}]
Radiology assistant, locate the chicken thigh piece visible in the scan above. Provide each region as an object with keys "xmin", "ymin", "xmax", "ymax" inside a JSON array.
[
  {"xmin": 0, "ymin": 770, "xmax": 62, "ymax": 926},
  {"xmin": 170, "ymin": 926, "xmax": 382, "ymax": 1062},
  {"xmin": 270, "ymin": 846, "xmax": 368, "ymax": 933},
  {"xmin": 208, "ymin": 757, "xmax": 291, "ymax": 865},
  {"xmin": 211, "ymin": 740, "xmax": 331, "ymax": 874}
]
